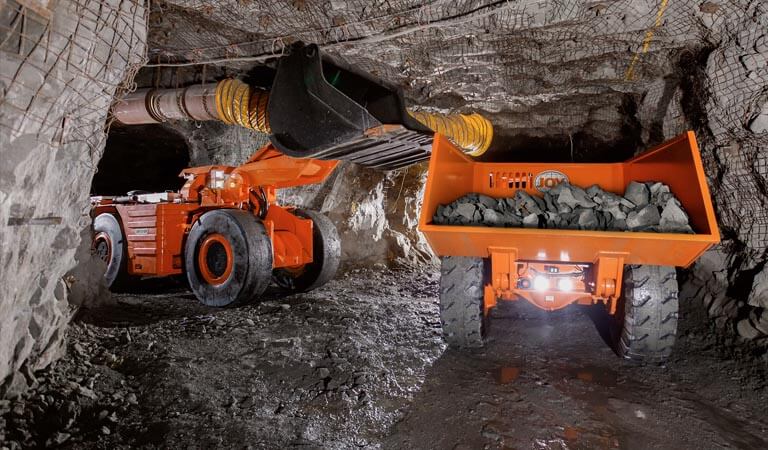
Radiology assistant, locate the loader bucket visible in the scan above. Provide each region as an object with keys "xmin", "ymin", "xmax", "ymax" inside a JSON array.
[
  {"xmin": 419, "ymin": 131, "xmax": 719, "ymax": 268},
  {"xmin": 268, "ymin": 43, "xmax": 434, "ymax": 170}
]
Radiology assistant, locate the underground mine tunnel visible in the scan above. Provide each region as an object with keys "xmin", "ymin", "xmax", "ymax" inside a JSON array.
[{"xmin": 1, "ymin": 0, "xmax": 768, "ymax": 448}]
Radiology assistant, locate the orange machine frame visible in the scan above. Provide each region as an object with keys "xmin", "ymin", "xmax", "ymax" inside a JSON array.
[
  {"xmin": 92, "ymin": 144, "xmax": 338, "ymax": 278},
  {"xmin": 419, "ymin": 131, "xmax": 720, "ymax": 315}
]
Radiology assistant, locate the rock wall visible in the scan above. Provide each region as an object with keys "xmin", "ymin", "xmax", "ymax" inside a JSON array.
[
  {"xmin": 0, "ymin": 1, "xmax": 146, "ymax": 397},
  {"xmin": 279, "ymin": 162, "xmax": 436, "ymax": 268},
  {"xmin": 679, "ymin": 1, "xmax": 768, "ymax": 346}
]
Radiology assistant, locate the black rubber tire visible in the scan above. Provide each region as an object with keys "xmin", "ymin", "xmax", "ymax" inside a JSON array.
[
  {"xmin": 185, "ymin": 210, "xmax": 272, "ymax": 307},
  {"xmin": 439, "ymin": 256, "xmax": 486, "ymax": 348},
  {"xmin": 273, "ymin": 209, "xmax": 341, "ymax": 292},
  {"xmin": 92, "ymin": 213, "xmax": 126, "ymax": 287},
  {"xmin": 615, "ymin": 265, "xmax": 679, "ymax": 363}
]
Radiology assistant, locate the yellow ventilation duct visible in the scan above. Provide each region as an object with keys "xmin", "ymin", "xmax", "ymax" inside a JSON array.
[
  {"xmin": 214, "ymin": 79, "xmax": 271, "ymax": 133},
  {"xmin": 408, "ymin": 110, "xmax": 493, "ymax": 157}
]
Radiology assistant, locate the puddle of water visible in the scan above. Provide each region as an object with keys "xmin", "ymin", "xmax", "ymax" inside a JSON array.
[
  {"xmin": 568, "ymin": 365, "xmax": 618, "ymax": 387},
  {"xmin": 498, "ymin": 367, "xmax": 520, "ymax": 384}
]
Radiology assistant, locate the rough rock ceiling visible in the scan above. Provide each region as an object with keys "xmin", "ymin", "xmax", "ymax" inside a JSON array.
[{"xmin": 146, "ymin": 0, "xmax": 711, "ymax": 145}]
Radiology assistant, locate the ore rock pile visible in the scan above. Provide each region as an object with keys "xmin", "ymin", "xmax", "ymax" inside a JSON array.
[{"xmin": 433, "ymin": 181, "xmax": 693, "ymax": 234}]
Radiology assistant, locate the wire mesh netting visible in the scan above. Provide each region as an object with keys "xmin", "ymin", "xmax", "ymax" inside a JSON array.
[{"xmin": 0, "ymin": 0, "xmax": 147, "ymax": 163}]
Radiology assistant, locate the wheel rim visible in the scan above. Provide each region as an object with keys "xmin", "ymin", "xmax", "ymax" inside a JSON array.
[
  {"xmin": 198, "ymin": 233, "xmax": 234, "ymax": 285},
  {"xmin": 93, "ymin": 232, "xmax": 112, "ymax": 264}
]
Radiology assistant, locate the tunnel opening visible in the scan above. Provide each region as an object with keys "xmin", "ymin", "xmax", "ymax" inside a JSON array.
[
  {"xmin": 91, "ymin": 124, "xmax": 191, "ymax": 196},
  {"xmin": 480, "ymin": 130, "xmax": 640, "ymax": 163}
]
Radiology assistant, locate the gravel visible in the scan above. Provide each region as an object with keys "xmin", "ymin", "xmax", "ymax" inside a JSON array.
[
  {"xmin": 432, "ymin": 181, "xmax": 694, "ymax": 233},
  {"xmin": 0, "ymin": 269, "xmax": 443, "ymax": 449}
]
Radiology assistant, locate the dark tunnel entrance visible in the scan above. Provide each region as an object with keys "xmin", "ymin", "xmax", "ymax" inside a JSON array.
[{"xmin": 91, "ymin": 124, "xmax": 190, "ymax": 196}]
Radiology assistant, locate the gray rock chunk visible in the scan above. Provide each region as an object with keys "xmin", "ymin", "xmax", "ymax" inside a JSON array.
[
  {"xmin": 626, "ymin": 205, "xmax": 661, "ymax": 230},
  {"xmin": 455, "ymin": 203, "xmax": 476, "ymax": 221},
  {"xmin": 557, "ymin": 186, "xmax": 579, "ymax": 209},
  {"xmin": 556, "ymin": 184, "xmax": 596, "ymax": 209},
  {"xmin": 586, "ymin": 184, "xmax": 604, "ymax": 199},
  {"xmin": 482, "ymin": 209, "xmax": 502, "ymax": 226},
  {"xmin": 578, "ymin": 209, "xmax": 599, "ymax": 230},
  {"xmin": 572, "ymin": 186, "xmax": 596, "ymax": 208},
  {"xmin": 544, "ymin": 212, "xmax": 559, "ymax": 228},
  {"xmin": 477, "ymin": 194, "xmax": 497, "ymax": 209},
  {"xmin": 624, "ymin": 181, "xmax": 649, "ymax": 208},
  {"xmin": 648, "ymin": 182, "xmax": 671, "ymax": 204},
  {"xmin": 603, "ymin": 204, "xmax": 627, "ymax": 220},
  {"xmin": 613, "ymin": 218, "xmax": 628, "ymax": 231},
  {"xmin": 543, "ymin": 192, "xmax": 558, "ymax": 212},
  {"xmin": 659, "ymin": 198, "xmax": 691, "ymax": 232},
  {"xmin": 515, "ymin": 191, "xmax": 543, "ymax": 215},
  {"xmin": 523, "ymin": 213, "xmax": 539, "ymax": 228}
]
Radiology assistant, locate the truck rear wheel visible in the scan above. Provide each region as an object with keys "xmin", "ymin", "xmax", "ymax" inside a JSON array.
[
  {"xmin": 92, "ymin": 213, "xmax": 126, "ymax": 287},
  {"xmin": 185, "ymin": 210, "xmax": 272, "ymax": 307},
  {"xmin": 439, "ymin": 256, "xmax": 486, "ymax": 348},
  {"xmin": 615, "ymin": 265, "xmax": 679, "ymax": 363},
  {"xmin": 273, "ymin": 209, "xmax": 341, "ymax": 292}
]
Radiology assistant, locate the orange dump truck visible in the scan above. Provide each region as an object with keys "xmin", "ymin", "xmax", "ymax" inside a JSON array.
[{"xmin": 418, "ymin": 131, "xmax": 719, "ymax": 362}]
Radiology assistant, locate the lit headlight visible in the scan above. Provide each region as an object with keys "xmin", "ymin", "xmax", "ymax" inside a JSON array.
[
  {"xmin": 558, "ymin": 278, "xmax": 574, "ymax": 292},
  {"xmin": 533, "ymin": 275, "xmax": 549, "ymax": 292}
]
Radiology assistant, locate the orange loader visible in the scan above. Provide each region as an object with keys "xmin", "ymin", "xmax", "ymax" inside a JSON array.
[{"xmin": 93, "ymin": 42, "xmax": 493, "ymax": 306}]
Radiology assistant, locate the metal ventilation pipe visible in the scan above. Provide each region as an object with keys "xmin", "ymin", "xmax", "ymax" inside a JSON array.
[
  {"xmin": 112, "ymin": 79, "xmax": 492, "ymax": 156},
  {"xmin": 112, "ymin": 79, "xmax": 271, "ymax": 133}
]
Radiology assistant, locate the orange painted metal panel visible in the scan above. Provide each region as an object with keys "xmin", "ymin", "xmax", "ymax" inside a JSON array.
[
  {"xmin": 419, "ymin": 132, "xmax": 720, "ymax": 268},
  {"xmin": 117, "ymin": 203, "xmax": 197, "ymax": 276}
]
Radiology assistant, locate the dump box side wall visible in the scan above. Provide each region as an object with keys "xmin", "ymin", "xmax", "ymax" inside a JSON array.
[
  {"xmin": 419, "ymin": 133, "xmax": 720, "ymax": 267},
  {"xmin": 626, "ymin": 131, "xmax": 717, "ymax": 236}
]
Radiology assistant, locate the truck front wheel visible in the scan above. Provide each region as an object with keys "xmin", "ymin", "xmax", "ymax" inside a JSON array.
[
  {"xmin": 272, "ymin": 209, "xmax": 340, "ymax": 293},
  {"xmin": 439, "ymin": 256, "xmax": 487, "ymax": 348},
  {"xmin": 615, "ymin": 265, "xmax": 679, "ymax": 363},
  {"xmin": 185, "ymin": 210, "xmax": 272, "ymax": 307}
]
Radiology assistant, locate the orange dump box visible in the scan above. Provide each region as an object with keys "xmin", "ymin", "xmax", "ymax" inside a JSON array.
[{"xmin": 419, "ymin": 131, "xmax": 720, "ymax": 316}]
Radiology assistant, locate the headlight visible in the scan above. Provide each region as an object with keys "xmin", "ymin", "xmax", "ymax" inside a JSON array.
[
  {"xmin": 533, "ymin": 275, "xmax": 549, "ymax": 292},
  {"xmin": 558, "ymin": 278, "xmax": 574, "ymax": 292}
]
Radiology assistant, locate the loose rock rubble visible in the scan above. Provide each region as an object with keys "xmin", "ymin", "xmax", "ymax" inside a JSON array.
[
  {"xmin": 0, "ymin": 323, "xmax": 141, "ymax": 449},
  {"xmin": 432, "ymin": 181, "xmax": 694, "ymax": 233},
  {"xmin": 0, "ymin": 269, "xmax": 443, "ymax": 448}
]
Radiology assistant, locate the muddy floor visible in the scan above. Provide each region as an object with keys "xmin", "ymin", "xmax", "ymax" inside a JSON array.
[{"xmin": 2, "ymin": 268, "xmax": 767, "ymax": 449}]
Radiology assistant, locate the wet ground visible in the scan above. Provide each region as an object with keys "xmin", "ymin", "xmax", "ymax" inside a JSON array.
[
  {"xmin": 2, "ymin": 268, "xmax": 767, "ymax": 449},
  {"xmin": 385, "ymin": 301, "xmax": 768, "ymax": 449}
]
